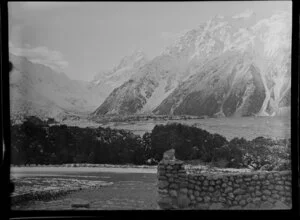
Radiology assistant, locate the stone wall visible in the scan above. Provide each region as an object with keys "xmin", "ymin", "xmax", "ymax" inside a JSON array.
[{"xmin": 157, "ymin": 159, "xmax": 292, "ymax": 210}]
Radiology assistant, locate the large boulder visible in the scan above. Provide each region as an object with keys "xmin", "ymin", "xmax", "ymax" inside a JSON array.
[{"xmin": 163, "ymin": 149, "xmax": 176, "ymax": 160}]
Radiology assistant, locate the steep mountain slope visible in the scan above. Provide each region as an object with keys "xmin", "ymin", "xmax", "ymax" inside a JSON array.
[
  {"xmin": 9, "ymin": 54, "xmax": 104, "ymax": 121},
  {"xmin": 89, "ymin": 50, "xmax": 148, "ymax": 103},
  {"xmin": 92, "ymin": 53, "xmax": 191, "ymax": 115},
  {"xmin": 9, "ymin": 50, "xmax": 149, "ymax": 121},
  {"xmin": 94, "ymin": 11, "xmax": 291, "ymax": 117},
  {"xmin": 9, "ymin": 69, "xmax": 66, "ymax": 123},
  {"xmin": 154, "ymin": 51, "xmax": 266, "ymax": 117}
]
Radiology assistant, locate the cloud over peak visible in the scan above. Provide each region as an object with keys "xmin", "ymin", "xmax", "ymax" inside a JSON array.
[{"xmin": 9, "ymin": 42, "xmax": 69, "ymax": 73}]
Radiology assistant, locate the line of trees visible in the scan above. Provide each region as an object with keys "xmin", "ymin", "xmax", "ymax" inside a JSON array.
[{"xmin": 10, "ymin": 116, "xmax": 291, "ymax": 170}]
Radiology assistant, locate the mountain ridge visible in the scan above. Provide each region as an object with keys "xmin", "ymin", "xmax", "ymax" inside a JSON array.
[
  {"xmin": 9, "ymin": 49, "xmax": 151, "ymax": 122},
  {"xmin": 93, "ymin": 10, "xmax": 291, "ymax": 118},
  {"xmin": 9, "ymin": 10, "xmax": 291, "ymax": 121}
]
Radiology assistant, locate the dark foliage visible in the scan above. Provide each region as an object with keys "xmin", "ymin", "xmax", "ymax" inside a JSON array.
[
  {"xmin": 213, "ymin": 136, "xmax": 291, "ymax": 170},
  {"xmin": 145, "ymin": 123, "xmax": 227, "ymax": 162},
  {"xmin": 11, "ymin": 116, "xmax": 144, "ymax": 165},
  {"xmin": 10, "ymin": 117, "xmax": 290, "ymax": 169}
]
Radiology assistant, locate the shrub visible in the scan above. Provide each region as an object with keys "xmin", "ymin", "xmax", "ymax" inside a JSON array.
[
  {"xmin": 213, "ymin": 143, "xmax": 244, "ymax": 168},
  {"xmin": 10, "ymin": 118, "xmax": 291, "ymax": 169},
  {"xmin": 239, "ymin": 138, "xmax": 291, "ymax": 170},
  {"xmin": 150, "ymin": 123, "xmax": 228, "ymax": 162}
]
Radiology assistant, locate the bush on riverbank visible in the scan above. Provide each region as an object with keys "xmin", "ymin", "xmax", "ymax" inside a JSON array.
[
  {"xmin": 212, "ymin": 137, "xmax": 291, "ymax": 170},
  {"xmin": 11, "ymin": 117, "xmax": 146, "ymax": 165},
  {"xmin": 10, "ymin": 116, "xmax": 290, "ymax": 170}
]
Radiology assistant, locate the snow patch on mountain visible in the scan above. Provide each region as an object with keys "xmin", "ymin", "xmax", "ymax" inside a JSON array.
[
  {"xmin": 140, "ymin": 78, "xmax": 177, "ymax": 113},
  {"xmin": 94, "ymin": 10, "xmax": 291, "ymax": 117}
]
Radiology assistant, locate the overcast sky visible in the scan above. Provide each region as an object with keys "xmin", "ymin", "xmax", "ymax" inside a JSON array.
[{"xmin": 8, "ymin": 1, "xmax": 291, "ymax": 81}]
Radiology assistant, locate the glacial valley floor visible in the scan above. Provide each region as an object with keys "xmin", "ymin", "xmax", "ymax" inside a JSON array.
[{"xmin": 11, "ymin": 171, "xmax": 160, "ymax": 210}]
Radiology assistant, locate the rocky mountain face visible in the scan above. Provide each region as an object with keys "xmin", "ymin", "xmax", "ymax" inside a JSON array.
[
  {"xmin": 89, "ymin": 50, "xmax": 148, "ymax": 104},
  {"xmin": 93, "ymin": 54, "xmax": 189, "ymax": 115},
  {"xmin": 9, "ymin": 54, "xmax": 100, "ymax": 122},
  {"xmin": 9, "ymin": 50, "xmax": 149, "ymax": 122},
  {"xmin": 94, "ymin": 11, "xmax": 291, "ymax": 117}
]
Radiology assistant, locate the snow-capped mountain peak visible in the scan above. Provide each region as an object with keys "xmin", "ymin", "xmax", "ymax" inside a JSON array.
[
  {"xmin": 93, "ymin": 10, "xmax": 291, "ymax": 117},
  {"xmin": 11, "ymin": 10, "xmax": 291, "ymax": 121},
  {"xmin": 114, "ymin": 50, "xmax": 147, "ymax": 72},
  {"xmin": 91, "ymin": 50, "xmax": 148, "ymax": 85}
]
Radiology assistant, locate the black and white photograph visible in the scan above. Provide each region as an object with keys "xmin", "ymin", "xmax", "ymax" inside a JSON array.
[{"xmin": 7, "ymin": 1, "xmax": 293, "ymax": 210}]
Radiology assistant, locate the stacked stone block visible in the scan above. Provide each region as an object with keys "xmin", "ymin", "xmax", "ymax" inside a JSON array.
[{"xmin": 157, "ymin": 158, "xmax": 292, "ymax": 210}]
